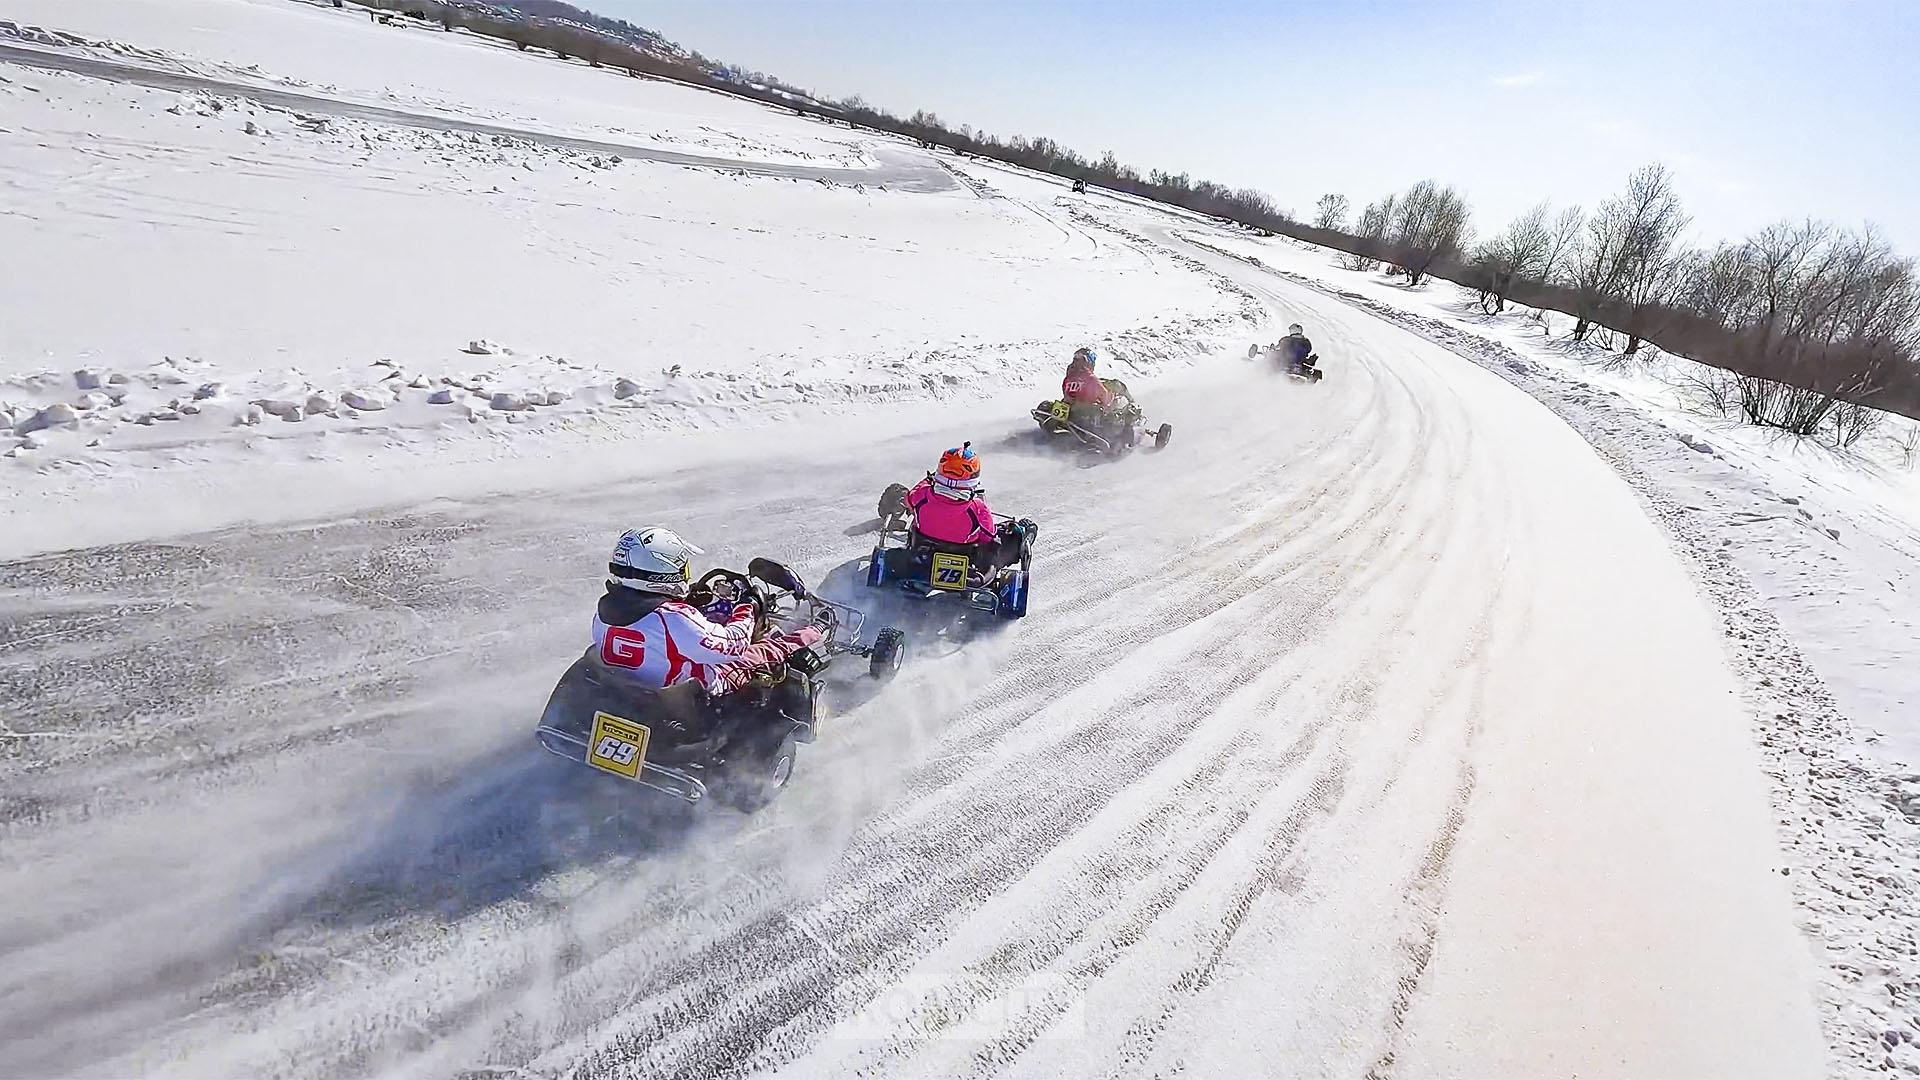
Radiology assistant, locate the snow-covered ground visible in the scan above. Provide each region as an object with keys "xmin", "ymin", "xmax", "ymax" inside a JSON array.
[
  {"xmin": 0, "ymin": 47, "xmax": 1254, "ymax": 555},
  {"xmin": 1, "ymin": 0, "xmax": 868, "ymax": 165},
  {"xmin": 1, "ymin": 270, "xmax": 1828, "ymax": 1080},
  {"xmin": 3, "ymin": 3, "xmax": 1914, "ymax": 1078}
]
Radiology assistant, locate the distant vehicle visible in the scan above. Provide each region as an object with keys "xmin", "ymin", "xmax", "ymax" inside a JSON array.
[{"xmin": 1071, "ymin": 177, "xmax": 1088, "ymax": 194}]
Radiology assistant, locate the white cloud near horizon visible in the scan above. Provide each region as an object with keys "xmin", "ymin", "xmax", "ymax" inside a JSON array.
[{"xmin": 1490, "ymin": 70, "xmax": 1546, "ymax": 87}]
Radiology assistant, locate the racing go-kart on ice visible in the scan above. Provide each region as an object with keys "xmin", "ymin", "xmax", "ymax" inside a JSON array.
[
  {"xmin": 1248, "ymin": 341, "xmax": 1324, "ymax": 382},
  {"xmin": 1029, "ymin": 385, "xmax": 1172, "ymax": 455},
  {"xmin": 1249, "ymin": 325, "xmax": 1325, "ymax": 383},
  {"xmin": 867, "ymin": 483, "xmax": 1037, "ymax": 619},
  {"xmin": 1031, "ymin": 347, "xmax": 1172, "ymax": 455},
  {"xmin": 535, "ymin": 558, "xmax": 905, "ymax": 812}
]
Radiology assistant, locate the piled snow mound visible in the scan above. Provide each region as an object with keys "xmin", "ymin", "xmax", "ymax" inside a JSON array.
[{"xmin": 0, "ymin": 18, "xmax": 189, "ymax": 74}]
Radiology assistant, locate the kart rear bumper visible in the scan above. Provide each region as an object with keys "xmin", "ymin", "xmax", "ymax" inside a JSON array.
[
  {"xmin": 534, "ymin": 723, "xmax": 712, "ymax": 803},
  {"xmin": 894, "ymin": 577, "xmax": 1003, "ymax": 611}
]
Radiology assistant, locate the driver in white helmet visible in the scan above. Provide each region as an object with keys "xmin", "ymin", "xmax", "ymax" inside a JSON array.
[{"xmin": 593, "ymin": 526, "xmax": 822, "ymax": 697}]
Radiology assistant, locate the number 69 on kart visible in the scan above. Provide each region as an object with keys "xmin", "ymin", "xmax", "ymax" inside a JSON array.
[{"xmin": 587, "ymin": 711, "xmax": 650, "ymax": 779}]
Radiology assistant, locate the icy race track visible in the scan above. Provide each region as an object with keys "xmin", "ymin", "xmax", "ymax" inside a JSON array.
[{"xmin": 0, "ymin": 223, "xmax": 1824, "ymax": 1074}]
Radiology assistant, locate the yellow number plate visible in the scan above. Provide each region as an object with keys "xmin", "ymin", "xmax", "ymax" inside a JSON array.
[
  {"xmin": 1049, "ymin": 401, "xmax": 1071, "ymax": 421},
  {"xmin": 586, "ymin": 711, "xmax": 650, "ymax": 779},
  {"xmin": 930, "ymin": 552, "xmax": 970, "ymax": 591}
]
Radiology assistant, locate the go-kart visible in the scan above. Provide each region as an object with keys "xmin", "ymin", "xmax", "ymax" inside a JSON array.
[
  {"xmin": 1029, "ymin": 381, "xmax": 1172, "ymax": 454},
  {"xmin": 534, "ymin": 558, "xmax": 905, "ymax": 812},
  {"xmin": 866, "ymin": 484, "xmax": 1036, "ymax": 619},
  {"xmin": 1247, "ymin": 342, "xmax": 1324, "ymax": 383}
]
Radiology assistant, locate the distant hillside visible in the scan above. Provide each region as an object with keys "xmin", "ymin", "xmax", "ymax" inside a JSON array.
[{"xmin": 484, "ymin": 0, "xmax": 689, "ymax": 62}]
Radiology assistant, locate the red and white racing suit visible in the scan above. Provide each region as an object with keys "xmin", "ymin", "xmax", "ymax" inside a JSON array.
[{"xmin": 593, "ymin": 598, "xmax": 819, "ymax": 696}]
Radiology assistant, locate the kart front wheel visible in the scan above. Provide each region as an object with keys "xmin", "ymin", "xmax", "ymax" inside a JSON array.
[
  {"xmin": 869, "ymin": 626, "xmax": 907, "ymax": 681},
  {"xmin": 1154, "ymin": 423, "xmax": 1173, "ymax": 449}
]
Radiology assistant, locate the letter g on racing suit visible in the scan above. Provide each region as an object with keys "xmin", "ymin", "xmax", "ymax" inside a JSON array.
[{"xmin": 591, "ymin": 587, "xmax": 820, "ymax": 696}]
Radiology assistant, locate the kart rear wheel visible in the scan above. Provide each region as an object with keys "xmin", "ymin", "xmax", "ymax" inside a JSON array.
[
  {"xmin": 997, "ymin": 571, "xmax": 1029, "ymax": 619},
  {"xmin": 869, "ymin": 626, "xmax": 907, "ymax": 681},
  {"xmin": 1154, "ymin": 423, "xmax": 1173, "ymax": 449},
  {"xmin": 714, "ymin": 729, "xmax": 799, "ymax": 813}
]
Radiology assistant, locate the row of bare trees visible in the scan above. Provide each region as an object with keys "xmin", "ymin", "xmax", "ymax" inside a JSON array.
[
  {"xmin": 1311, "ymin": 164, "xmax": 1918, "ymax": 432},
  {"xmin": 1333, "ymin": 181, "xmax": 1472, "ymax": 285},
  {"xmin": 1680, "ymin": 222, "xmax": 1920, "ymax": 435}
]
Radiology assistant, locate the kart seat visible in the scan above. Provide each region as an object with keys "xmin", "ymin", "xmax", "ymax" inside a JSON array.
[
  {"xmin": 578, "ymin": 652, "xmax": 716, "ymax": 732},
  {"xmin": 642, "ymin": 680, "xmax": 712, "ymax": 728},
  {"xmin": 907, "ymin": 527, "xmax": 980, "ymax": 559}
]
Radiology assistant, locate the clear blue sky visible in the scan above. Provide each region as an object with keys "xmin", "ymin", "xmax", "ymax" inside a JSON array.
[{"xmin": 608, "ymin": 0, "xmax": 1918, "ymax": 253}]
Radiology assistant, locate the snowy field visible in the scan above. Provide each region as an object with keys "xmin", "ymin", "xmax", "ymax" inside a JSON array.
[
  {"xmin": 3, "ymin": 2, "xmax": 1917, "ymax": 1078},
  {"xmin": 0, "ymin": 6, "xmax": 1254, "ymax": 553},
  {"xmin": 0, "ymin": 0, "xmax": 868, "ymax": 164}
]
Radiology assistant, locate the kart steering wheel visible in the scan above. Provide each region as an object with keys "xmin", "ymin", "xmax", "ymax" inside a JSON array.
[{"xmin": 691, "ymin": 568, "xmax": 768, "ymax": 636}]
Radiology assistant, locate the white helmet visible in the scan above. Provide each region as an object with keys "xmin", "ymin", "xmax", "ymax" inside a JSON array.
[
  {"xmin": 1287, "ymin": 323, "xmax": 1304, "ymax": 336},
  {"xmin": 608, "ymin": 526, "xmax": 704, "ymax": 596}
]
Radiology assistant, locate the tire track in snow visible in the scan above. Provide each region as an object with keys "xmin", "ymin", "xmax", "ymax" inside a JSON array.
[
  {"xmin": 560, "ymin": 265, "xmax": 1500, "ymax": 1080},
  {"xmin": 1, "ymin": 204, "xmax": 1774, "ymax": 1079}
]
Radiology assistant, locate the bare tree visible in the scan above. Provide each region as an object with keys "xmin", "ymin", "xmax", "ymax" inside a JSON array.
[
  {"xmin": 1340, "ymin": 194, "xmax": 1395, "ymax": 272},
  {"xmin": 1679, "ymin": 243, "xmax": 1756, "ymax": 329},
  {"xmin": 1473, "ymin": 201, "xmax": 1554, "ymax": 313},
  {"xmin": 1313, "ymin": 193, "xmax": 1350, "ymax": 231},
  {"xmin": 1620, "ymin": 244, "xmax": 1696, "ymax": 357},
  {"xmin": 1542, "ymin": 205, "xmax": 1584, "ymax": 286},
  {"xmin": 1384, "ymin": 180, "xmax": 1471, "ymax": 286},
  {"xmin": 1570, "ymin": 164, "xmax": 1688, "ymax": 343},
  {"xmin": 1681, "ymin": 221, "xmax": 1920, "ymax": 435}
]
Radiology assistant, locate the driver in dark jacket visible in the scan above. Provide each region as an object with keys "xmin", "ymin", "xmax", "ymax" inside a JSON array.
[{"xmin": 1278, "ymin": 323, "xmax": 1316, "ymax": 368}]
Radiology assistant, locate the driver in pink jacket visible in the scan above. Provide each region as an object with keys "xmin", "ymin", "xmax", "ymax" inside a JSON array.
[
  {"xmin": 906, "ymin": 442, "xmax": 996, "ymax": 546},
  {"xmin": 904, "ymin": 443, "xmax": 1031, "ymax": 576}
]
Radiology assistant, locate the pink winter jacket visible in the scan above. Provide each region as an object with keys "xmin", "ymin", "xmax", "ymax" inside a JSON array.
[{"xmin": 907, "ymin": 478, "xmax": 995, "ymax": 546}]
